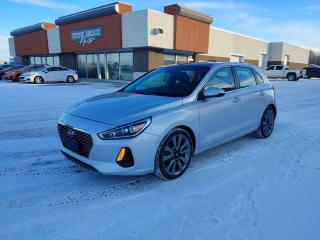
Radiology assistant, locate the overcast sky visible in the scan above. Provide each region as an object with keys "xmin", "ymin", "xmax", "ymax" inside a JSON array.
[{"xmin": 1, "ymin": 0, "xmax": 319, "ymax": 61}]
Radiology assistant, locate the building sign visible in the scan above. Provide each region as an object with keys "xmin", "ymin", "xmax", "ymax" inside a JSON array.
[{"xmin": 70, "ymin": 26, "xmax": 103, "ymax": 46}]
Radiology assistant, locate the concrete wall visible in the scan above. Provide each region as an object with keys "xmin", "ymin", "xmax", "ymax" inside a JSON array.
[
  {"xmin": 8, "ymin": 37, "xmax": 16, "ymax": 57},
  {"xmin": 47, "ymin": 28, "xmax": 61, "ymax": 54},
  {"xmin": 268, "ymin": 42, "xmax": 310, "ymax": 68},
  {"xmin": 122, "ymin": 10, "xmax": 174, "ymax": 49},
  {"xmin": 199, "ymin": 27, "xmax": 268, "ymax": 67}
]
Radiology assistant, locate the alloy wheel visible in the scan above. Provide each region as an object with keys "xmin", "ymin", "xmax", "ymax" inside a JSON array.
[
  {"xmin": 162, "ymin": 133, "xmax": 192, "ymax": 176},
  {"xmin": 261, "ymin": 109, "xmax": 275, "ymax": 137}
]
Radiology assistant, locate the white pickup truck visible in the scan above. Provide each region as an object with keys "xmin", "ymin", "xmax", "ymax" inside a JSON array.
[{"xmin": 264, "ymin": 65, "xmax": 306, "ymax": 81}]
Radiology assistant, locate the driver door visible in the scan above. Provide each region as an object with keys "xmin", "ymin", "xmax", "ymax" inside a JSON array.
[{"xmin": 198, "ymin": 67, "xmax": 242, "ymax": 149}]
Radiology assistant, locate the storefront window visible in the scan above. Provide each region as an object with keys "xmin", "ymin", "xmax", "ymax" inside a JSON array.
[
  {"xmin": 119, "ymin": 52, "xmax": 133, "ymax": 81},
  {"xmin": 46, "ymin": 57, "xmax": 54, "ymax": 66},
  {"xmin": 164, "ymin": 54, "xmax": 175, "ymax": 65},
  {"xmin": 30, "ymin": 57, "xmax": 35, "ymax": 65},
  {"xmin": 77, "ymin": 54, "xmax": 87, "ymax": 78},
  {"xmin": 86, "ymin": 54, "xmax": 98, "ymax": 79},
  {"xmin": 41, "ymin": 57, "xmax": 46, "ymax": 65},
  {"xmin": 53, "ymin": 56, "xmax": 60, "ymax": 66},
  {"xmin": 106, "ymin": 53, "xmax": 120, "ymax": 80},
  {"xmin": 35, "ymin": 57, "xmax": 41, "ymax": 65},
  {"xmin": 177, "ymin": 55, "xmax": 188, "ymax": 64},
  {"xmin": 98, "ymin": 53, "xmax": 106, "ymax": 79}
]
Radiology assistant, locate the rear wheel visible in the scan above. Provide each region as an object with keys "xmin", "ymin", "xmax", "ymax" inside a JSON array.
[
  {"xmin": 154, "ymin": 128, "xmax": 193, "ymax": 180},
  {"xmin": 287, "ymin": 73, "xmax": 297, "ymax": 81},
  {"xmin": 34, "ymin": 76, "xmax": 43, "ymax": 84},
  {"xmin": 255, "ymin": 106, "xmax": 276, "ymax": 139},
  {"xmin": 66, "ymin": 76, "xmax": 75, "ymax": 83}
]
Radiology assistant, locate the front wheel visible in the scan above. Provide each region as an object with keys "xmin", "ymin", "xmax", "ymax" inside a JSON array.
[
  {"xmin": 154, "ymin": 128, "xmax": 193, "ymax": 180},
  {"xmin": 66, "ymin": 76, "xmax": 75, "ymax": 83},
  {"xmin": 255, "ymin": 106, "xmax": 276, "ymax": 139},
  {"xmin": 287, "ymin": 73, "xmax": 297, "ymax": 81},
  {"xmin": 34, "ymin": 76, "xmax": 43, "ymax": 84}
]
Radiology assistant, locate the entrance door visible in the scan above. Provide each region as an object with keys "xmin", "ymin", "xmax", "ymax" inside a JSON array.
[{"xmin": 230, "ymin": 54, "xmax": 245, "ymax": 63}]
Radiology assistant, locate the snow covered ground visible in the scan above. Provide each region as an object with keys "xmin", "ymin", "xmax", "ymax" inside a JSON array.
[{"xmin": 0, "ymin": 79, "xmax": 320, "ymax": 240}]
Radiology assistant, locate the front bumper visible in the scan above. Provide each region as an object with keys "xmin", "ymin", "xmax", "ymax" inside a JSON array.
[
  {"xmin": 19, "ymin": 76, "xmax": 34, "ymax": 83},
  {"xmin": 58, "ymin": 113, "xmax": 160, "ymax": 176}
]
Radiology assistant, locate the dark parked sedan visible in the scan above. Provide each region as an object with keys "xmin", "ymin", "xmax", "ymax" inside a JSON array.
[{"xmin": 304, "ymin": 67, "xmax": 320, "ymax": 79}]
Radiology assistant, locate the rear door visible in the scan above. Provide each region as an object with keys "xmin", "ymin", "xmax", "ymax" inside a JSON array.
[
  {"xmin": 232, "ymin": 67, "xmax": 267, "ymax": 131},
  {"xmin": 57, "ymin": 67, "xmax": 69, "ymax": 81},
  {"xmin": 198, "ymin": 67, "xmax": 243, "ymax": 149}
]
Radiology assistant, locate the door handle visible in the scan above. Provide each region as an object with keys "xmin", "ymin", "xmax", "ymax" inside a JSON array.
[
  {"xmin": 232, "ymin": 97, "xmax": 241, "ymax": 103},
  {"xmin": 258, "ymin": 91, "xmax": 265, "ymax": 96}
]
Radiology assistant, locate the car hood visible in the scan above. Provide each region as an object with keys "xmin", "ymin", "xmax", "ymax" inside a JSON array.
[
  {"xmin": 67, "ymin": 91, "xmax": 183, "ymax": 126},
  {"xmin": 21, "ymin": 71, "xmax": 39, "ymax": 76}
]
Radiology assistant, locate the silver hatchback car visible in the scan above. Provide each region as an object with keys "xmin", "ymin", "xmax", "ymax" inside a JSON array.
[{"xmin": 58, "ymin": 63, "xmax": 276, "ymax": 180}]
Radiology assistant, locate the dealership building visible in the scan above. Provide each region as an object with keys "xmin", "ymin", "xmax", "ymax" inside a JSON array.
[{"xmin": 8, "ymin": 2, "xmax": 313, "ymax": 81}]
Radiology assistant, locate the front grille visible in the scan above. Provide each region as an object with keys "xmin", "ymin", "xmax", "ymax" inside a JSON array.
[{"xmin": 58, "ymin": 123, "xmax": 93, "ymax": 157}]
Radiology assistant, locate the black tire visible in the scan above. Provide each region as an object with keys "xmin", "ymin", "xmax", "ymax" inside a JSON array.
[
  {"xmin": 154, "ymin": 128, "xmax": 193, "ymax": 180},
  {"xmin": 287, "ymin": 73, "xmax": 297, "ymax": 81},
  {"xmin": 34, "ymin": 76, "xmax": 44, "ymax": 84},
  {"xmin": 255, "ymin": 106, "xmax": 276, "ymax": 139},
  {"xmin": 66, "ymin": 76, "xmax": 75, "ymax": 83}
]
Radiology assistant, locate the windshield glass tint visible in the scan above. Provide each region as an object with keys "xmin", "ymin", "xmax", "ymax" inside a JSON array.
[
  {"xmin": 32, "ymin": 65, "xmax": 44, "ymax": 70},
  {"xmin": 39, "ymin": 67, "xmax": 48, "ymax": 72},
  {"xmin": 122, "ymin": 65, "xmax": 211, "ymax": 97}
]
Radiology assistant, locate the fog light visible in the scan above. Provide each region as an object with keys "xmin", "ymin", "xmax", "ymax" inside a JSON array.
[
  {"xmin": 116, "ymin": 147, "xmax": 134, "ymax": 168},
  {"xmin": 117, "ymin": 148, "xmax": 126, "ymax": 161}
]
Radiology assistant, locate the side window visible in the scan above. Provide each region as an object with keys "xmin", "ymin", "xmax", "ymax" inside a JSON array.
[
  {"xmin": 266, "ymin": 66, "xmax": 274, "ymax": 70},
  {"xmin": 252, "ymin": 70, "xmax": 264, "ymax": 84},
  {"xmin": 234, "ymin": 67, "xmax": 257, "ymax": 88},
  {"xmin": 276, "ymin": 66, "xmax": 284, "ymax": 70},
  {"xmin": 205, "ymin": 67, "xmax": 236, "ymax": 92},
  {"xmin": 46, "ymin": 67, "xmax": 54, "ymax": 72}
]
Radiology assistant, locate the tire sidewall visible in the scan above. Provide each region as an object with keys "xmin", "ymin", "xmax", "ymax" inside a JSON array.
[
  {"xmin": 155, "ymin": 128, "xmax": 193, "ymax": 180},
  {"xmin": 34, "ymin": 76, "xmax": 43, "ymax": 84},
  {"xmin": 287, "ymin": 74, "xmax": 296, "ymax": 81},
  {"xmin": 258, "ymin": 107, "xmax": 275, "ymax": 138},
  {"xmin": 67, "ymin": 76, "xmax": 74, "ymax": 83}
]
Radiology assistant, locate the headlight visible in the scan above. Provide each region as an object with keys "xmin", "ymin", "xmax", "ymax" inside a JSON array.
[{"xmin": 97, "ymin": 117, "xmax": 152, "ymax": 140}]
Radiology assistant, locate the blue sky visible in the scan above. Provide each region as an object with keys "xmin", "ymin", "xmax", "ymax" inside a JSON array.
[{"xmin": 1, "ymin": 0, "xmax": 320, "ymax": 61}]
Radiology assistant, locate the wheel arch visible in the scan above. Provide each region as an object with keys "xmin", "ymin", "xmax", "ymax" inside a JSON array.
[
  {"xmin": 267, "ymin": 104, "xmax": 277, "ymax": 117},
  {"xmin": 286, "ymin": 72, "xmax": 297, "ymax": 77},
  {"xmin": 175, "ymin": 125, "xmax": 196, "ymax": 153}
]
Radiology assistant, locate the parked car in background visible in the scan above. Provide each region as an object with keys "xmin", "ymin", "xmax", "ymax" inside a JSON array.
[
  {"xmin": 0, "ymin": 65, "xmax": 24, "ymax": 79},
  {"xmin": 264, "ymin": 65, "xmax": 306, "ymax": 81},
  {"xmin": 303, "ymin": 66, "xmax": 320, "ymax": 79},
  {"xmin": 58, "ymin": 62, "xmax": 277, "ymax": 180},
  {"xmin": 3, "ymin": 65, "xmax": 46, "ymax": 81},
  {"xmin": 19, "ymin": 66, "xmax": 78, "ymax": 84}
]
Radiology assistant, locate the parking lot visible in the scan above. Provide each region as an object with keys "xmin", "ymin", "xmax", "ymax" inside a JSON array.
[{"xmin": 1, "ymin": 79, "xmax": 320, "ymax": 240}]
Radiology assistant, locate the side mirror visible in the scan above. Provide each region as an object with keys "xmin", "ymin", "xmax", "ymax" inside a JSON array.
[
  {"xmin": 44, "ymin": 70, "xmax": 48, "ymax": 73},
  {"xmin": 203, "ymin": 87, "xmax": 225, "ymax": 98}
]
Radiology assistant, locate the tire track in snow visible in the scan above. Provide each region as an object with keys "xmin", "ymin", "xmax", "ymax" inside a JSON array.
[{"xmin": 0, "ymin": 175, "xmax": 155, "ymax": 209}]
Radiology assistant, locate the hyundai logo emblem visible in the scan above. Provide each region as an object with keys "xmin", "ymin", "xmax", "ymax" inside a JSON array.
[{"xmin": 67, "ymin": 128, "xmax": 76, "ymax": 138}]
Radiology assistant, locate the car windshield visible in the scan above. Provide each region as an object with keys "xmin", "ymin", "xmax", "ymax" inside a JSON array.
[
  {"xmin": 39, "ymin": 67, "xmax": 48, "ymax": 72},
  {"xmin": 121, "ymin": 65, "xmax": 211, "ymax": 97},
  {"xmin": 19, "ymin": 66, "xmax": 30, "ymax": 71},
  {"xmin": 32, "ymin": 65, "xmax": 44, "ymax": 70},
  {"xmin": 8, "ymin": 65, "xmax": 23, "ymax": 70}
]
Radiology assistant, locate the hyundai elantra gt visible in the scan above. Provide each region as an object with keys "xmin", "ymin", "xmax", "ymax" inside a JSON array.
[{"xmin": 58, "ymin": 63, "xmax": 276, "ymax": 179}]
